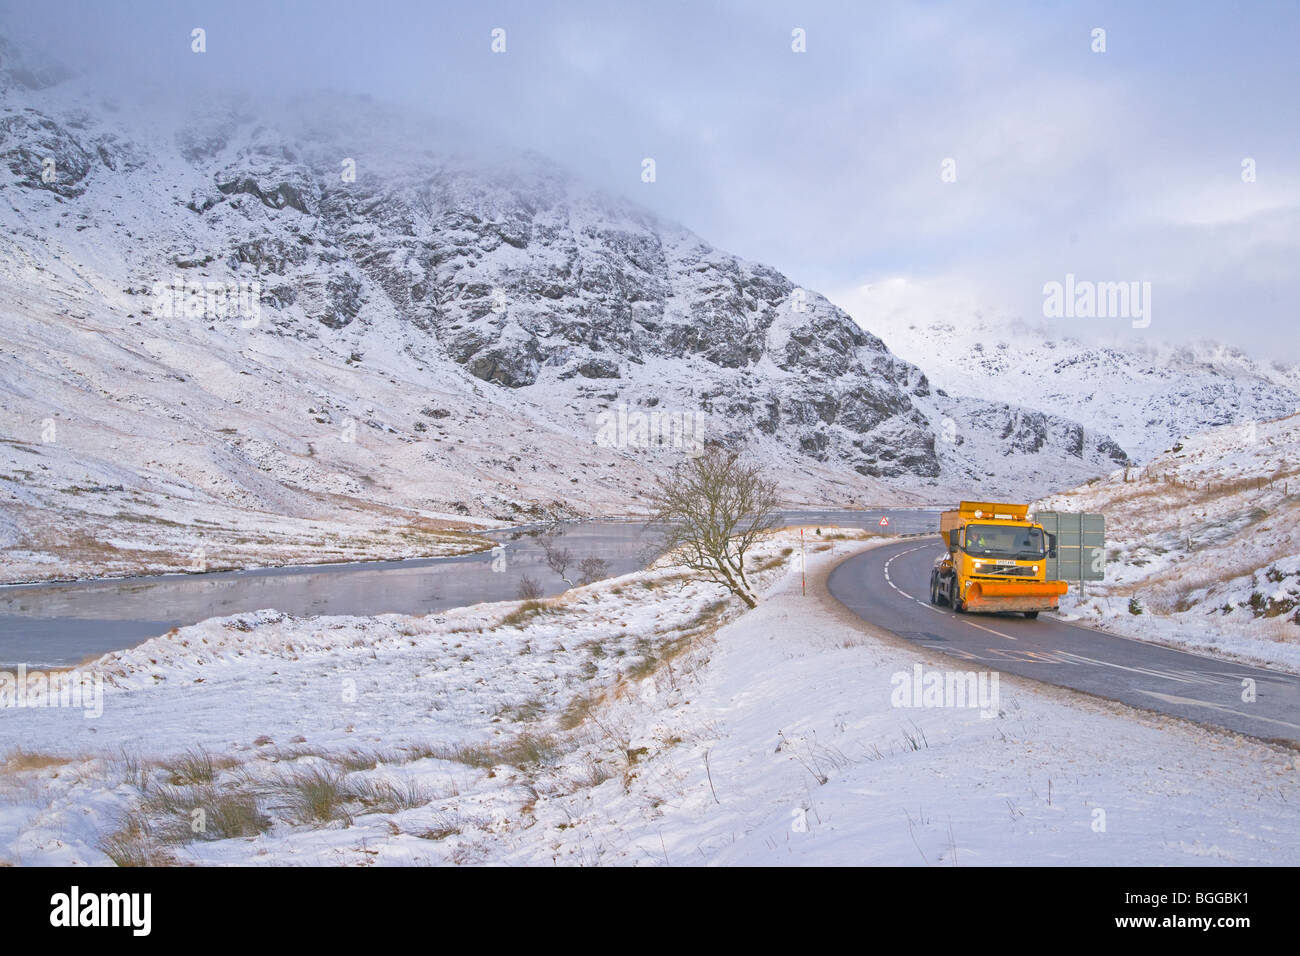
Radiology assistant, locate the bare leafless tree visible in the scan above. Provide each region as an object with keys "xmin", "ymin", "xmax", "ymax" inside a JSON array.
[
  {"xmin": 517, "ymin": 574, "xmax": 544, "ymax": 601},
  {"xmin": 539, "ymin": 533, "xmax": 575, "ymax": 585},
  {"xmin": 577, "ymin": 555, "xmax": 610, "ymax": 586},
  {"xmin": 648, "ymin": 447, "xmax": 781, "ymax": 608}
]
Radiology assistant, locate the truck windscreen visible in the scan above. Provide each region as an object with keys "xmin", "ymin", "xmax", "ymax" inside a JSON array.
[{"xmin": 964, "ymin": 525, "xmax": 1045, "ymax": 560}]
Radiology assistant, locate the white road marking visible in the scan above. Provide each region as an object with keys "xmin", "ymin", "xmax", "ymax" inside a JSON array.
[
  {"xmin": 857, "ymin": 541, "xmax": 1300, "ymax": 738},
  {"xmin": 881, "ymin": 542, "xmax": 1016, "ymax": 639},
  {"xmin": 957, "ymin": 617, "xmax": 1018, "ymax": 642},
  {"xmin": 1136, "ymin": 690, "xmax": 1300, "ymax": 733},
  {"xmin": 1055, "ymin": 651, "xmax": 1233, "ymax": 687}
]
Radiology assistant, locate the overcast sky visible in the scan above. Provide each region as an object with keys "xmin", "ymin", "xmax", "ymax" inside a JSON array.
[{"xmin": 8, "ymin": 1, "xmax": 1300, "ymax": 358}]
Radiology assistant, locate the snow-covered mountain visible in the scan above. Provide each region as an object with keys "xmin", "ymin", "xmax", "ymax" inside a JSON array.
[
  {"xmin": 849, "ymin": 299, "xmax": 1300, "ymax": 463},
  {"xmin": 0, "ymin": 43, "xmax": 1128, "ymax": 579}
]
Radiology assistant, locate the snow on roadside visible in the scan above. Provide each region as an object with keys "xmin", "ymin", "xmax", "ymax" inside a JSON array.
[
  {"xmin": 502, "ymin": 539, "xmax": 1299, "ymax": 866},
  {"xmin": 0, "ymin": 529, "xmax": 808, "ymax": 864},
  {"xmin": 2, "ymin": 529, "xmax": 1296, "ymax": 866},
  {"xmin": 1035, "ymin": 412, "xmax": 1300, "ymax": 673}
]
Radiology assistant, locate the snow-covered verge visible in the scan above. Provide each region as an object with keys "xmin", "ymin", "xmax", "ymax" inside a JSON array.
[
  {"xmin": 3, "ymin": 528, "xmax": 1296, "ymax": 866},
  {"xmin": 1035, "ymin": 412, "xmax": 1300, "ymax": 673}
]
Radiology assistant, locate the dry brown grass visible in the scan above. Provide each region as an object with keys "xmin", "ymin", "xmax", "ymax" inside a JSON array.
[
  {"xmin": 1086, "ymin": 482, "xmax": 1300, "ymax": 617},
  {"xmin": 267, "ymin": 744, "xmax": 406, "ymax": 772},
  {"xmin": 1258, "ymin": 619, "xmax": 1300, "ymax": 644},
  {"xmin": 99, "ymin": 812, "xmax": 181, "ymax": 867},
  {"xmin": 558, "ymin": 689, "xmax": 603, "ymax": 732},
  {"xmin": 639, "ymin": 573, "xmax": 693, "ymax": 592},
  {"xmin": 410, "ymin": 811, "xmax": 465, "ymax": 841},
  {"xmin": 1118, "ymin": 552, "xmax": 1277, "ymax": 610},
  {"xmin": 753, "ymin": 553, "xmax": 788, "ymax": 571},
  {"xmin": 0, "ymin": 749, "xmax": 74, "ymax": 774},
  {"xmin": 107, "ymin": 744, "xmax": 444, "ymax": 852},
  {"xmin": 1109, "ymin": 522, "xmax": 1300, "ymax": 615},
  {"xmin": 160, "ymin": 747, "xmax": 239, "ymax": 786},
  {"xmin": 1089, "ymin": 465, "xmax": 1300, "ymax": 521},
  {"xmin": 820, "ymin": 529, "xmax": 881, "ymax": 541},
  {"xmin": 400, "ymin": 733, "xmax": 565, "ymax": 770},
  {"xmin": 167, "ymin": 786, "xmax": 270, "ymax": 841},
  {"xmin": 263, "ymin": 765, "xmax": 435, "ymax": 827},
  {"xmin": 436, "ymin": 733, "xmax": 564, "ymax": 771},
  {"xmin": 497, "ymin": 697, "xmax": 547, "ymax": 723},
  {"xmin": 558, "ymin": 597, "xmax": 729, "ymax": 731},
  {"xmin": 499, "ymin": 599, "xmax": 551, "ymax": 629}
]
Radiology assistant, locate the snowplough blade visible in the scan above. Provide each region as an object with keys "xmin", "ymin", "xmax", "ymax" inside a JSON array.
[{"xmin": 964, "ymin": 580, "xmax": 1067, "ymax": 613}]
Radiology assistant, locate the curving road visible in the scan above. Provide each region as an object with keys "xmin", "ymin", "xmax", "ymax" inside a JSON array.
[{"xmin": 828, "ymin": 537, "xmax": 1300, "ymax": 745}]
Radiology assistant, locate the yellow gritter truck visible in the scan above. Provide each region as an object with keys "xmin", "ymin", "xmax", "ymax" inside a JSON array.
[{"xmin": 930, "ymin": 501, "xmax": 1067, "ymax": 619}]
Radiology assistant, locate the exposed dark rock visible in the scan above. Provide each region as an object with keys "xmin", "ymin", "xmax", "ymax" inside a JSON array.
[{"xmin": 0, "ymin": 111, "xmax": 94, "ymax": 197}]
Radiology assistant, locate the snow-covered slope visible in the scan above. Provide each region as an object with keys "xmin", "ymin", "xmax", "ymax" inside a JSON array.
[
  {"xmin": 0, "ymin": 44, "xmax": 1129, "ymax": 580},
  {"xmin": 1035, "ymin": 411, "xmax": 1300, "ymax": 668},
  {"xmin": 4, "ymin": 532, "xmax": 1295, "ymax": 866},
  {"xmin": 852, "ymin": 301, "xmax": 1300, "ymax": 463}
]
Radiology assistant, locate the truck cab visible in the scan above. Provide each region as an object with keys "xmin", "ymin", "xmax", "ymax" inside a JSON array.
[{"xmin": 930, "ymin": 501, "xmax": 1067, "ymax": 618}]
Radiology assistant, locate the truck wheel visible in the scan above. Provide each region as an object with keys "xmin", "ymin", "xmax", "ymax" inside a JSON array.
[
  {"xmin": 929, "ymin": 575, "xmax": 939, "ymax": 605},
  {"xmin": 1024, "ymin": 611, "xmax": 1039, "ymax": 620}
]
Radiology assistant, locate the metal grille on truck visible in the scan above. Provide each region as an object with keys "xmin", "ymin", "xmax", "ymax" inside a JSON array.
[{"xmin": 972, "ymin": 566, "xmax": 1037, "ymax": 578}]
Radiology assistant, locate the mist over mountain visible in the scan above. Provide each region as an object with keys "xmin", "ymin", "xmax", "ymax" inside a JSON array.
[{"xmin": 0, "ymin": 41, "xmax": 1136, "ymax": 578}]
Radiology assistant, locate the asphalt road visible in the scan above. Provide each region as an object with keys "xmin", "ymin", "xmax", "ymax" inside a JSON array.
[{"xmin": 828, "ymin": 537, "xmax": 1300, "ymax": 745}]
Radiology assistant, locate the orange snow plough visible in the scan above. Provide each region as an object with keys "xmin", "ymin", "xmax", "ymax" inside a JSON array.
[{"xmin": 930, "ymin": 501, "xmax": 1066, "ymax": 619}]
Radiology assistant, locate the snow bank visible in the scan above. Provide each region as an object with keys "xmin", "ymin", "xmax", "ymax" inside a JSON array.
[{"xmin": 2, "ymin": 528, "xmax": 1295, "ymax": 866}]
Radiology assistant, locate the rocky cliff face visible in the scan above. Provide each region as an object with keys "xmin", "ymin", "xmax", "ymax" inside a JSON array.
[
  {"xmin": 144, "ymin": 128, "xmax": 951, "ymax": 480},
  {"xmin": 145, "ymin": 105, "xmax": 1127, "ymax": 481},
  {"xmin": 0, "ymin": 53, "xmax": 1131, "ymax": 579}
]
